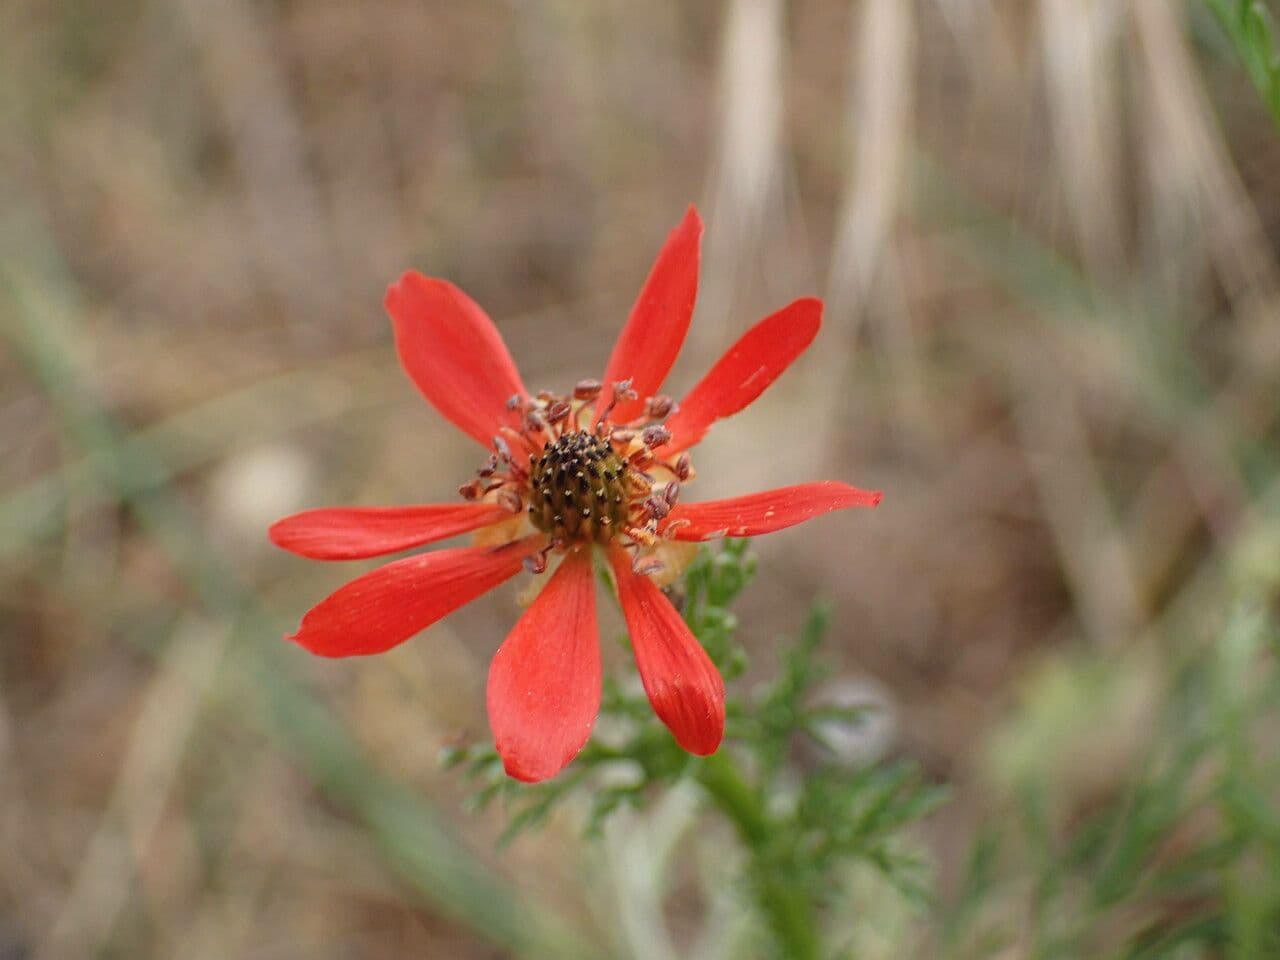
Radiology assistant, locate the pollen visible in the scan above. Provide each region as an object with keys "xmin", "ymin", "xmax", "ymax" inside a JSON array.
[{"xmin": 527, "ymin": 431, "xmax": 631, "ymax": 543}]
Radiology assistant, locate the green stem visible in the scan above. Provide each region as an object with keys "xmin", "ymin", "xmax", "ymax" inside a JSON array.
[{"xmin": 696, "ymin": 752, "xmax": 822, "ymax": 960}]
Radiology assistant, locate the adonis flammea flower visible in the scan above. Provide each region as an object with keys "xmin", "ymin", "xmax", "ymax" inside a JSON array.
[{"xmin": 269, "ymin": 206, "xmax": 881, "ymax": 782}]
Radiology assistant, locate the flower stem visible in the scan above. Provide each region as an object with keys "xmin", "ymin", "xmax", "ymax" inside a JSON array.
[{"xmin": 696, "ymin": 752, "xmax": 822, "ymax": 960}]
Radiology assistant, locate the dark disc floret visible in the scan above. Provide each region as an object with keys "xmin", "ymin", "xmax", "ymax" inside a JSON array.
[{"xmin": 527, "ymin": 431, "xmax": 630, "ymax": 544}]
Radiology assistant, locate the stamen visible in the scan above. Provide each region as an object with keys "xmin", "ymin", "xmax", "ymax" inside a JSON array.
[
  {"xmin": 675, "ymin": 453, "xmax": 693, "ymax": 481},
  {"xmin": 642, "ymin": 424, "xmax": 671, "ymax": 448},
  {"xmin": 646, "ymin": 395, "xmax": 676, "ymax": 419},
  {"xmin": 573, "ymin": 379, "xmax": 603, "ymax": 401}
]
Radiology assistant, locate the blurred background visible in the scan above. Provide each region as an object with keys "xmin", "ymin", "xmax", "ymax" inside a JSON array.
[{"xmin": 3, "ymin": 0, "xmax": 1280, "ymax": 957}]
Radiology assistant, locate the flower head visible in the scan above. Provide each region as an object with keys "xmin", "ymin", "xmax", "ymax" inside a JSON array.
[{"xmin": 269, "ymin": 206, "xmax": 882, "ymax": 782}]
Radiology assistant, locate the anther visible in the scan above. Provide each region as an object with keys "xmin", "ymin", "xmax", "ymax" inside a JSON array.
[
  {"xmin": 643, "ymin": 496, "xmax": 670, "ymax": 521},
  {"xmin": 496, "ymin": 488, "xmax": 523, "ymax": 513},
  {"xmin": 546, "ymin": 400, "xmax": 571, "ymax": 424},
  {"xmin": 646, "ymin": 395, "xmax": 676, "ymax": 419},
  {"xmin": 642, "ymin": 424, "xmax": 671, "ymax": 448},
  {"xmin": 506, "ymin": 394, "xmax": 524, "ymax": 411},
  {"xmin": 675, "ymin": 453, "xmax": 693, "ymax": 481},
  {"xmin": 523, "ymin": 552, "xmax": 548, "ymax": 575},
  {"xmin": 663, "ymin": 482, "xmax": 680, "ymax": 506},
  {"xmin": 458, "ymin": 480, "xmax": 482, "ymax": 500},
  {"xmin": 573, "ymin": 379, "xmax": 603, "ymax": 401}
]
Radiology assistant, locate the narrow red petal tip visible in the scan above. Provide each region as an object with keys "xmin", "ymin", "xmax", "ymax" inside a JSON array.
[
  {"xmin": 663, "ymin": 481, "xmax": 882, "ymax": 542},
  {"xmin": 664, "ymin": 297, "xmax": 823, "ymax": 453},
  {"xmin": 288, "ymin": 538, "xmax": 540, "ymax": 657},
  {"xmin": 609, "ymin": 547, "xmax": 725, "ymax": 755},
  {"xmin": 385, "ymin": 272, "xmax": 527, "ymax": 448},
  {"xmin": 597, "ymin": 206, "xmax": 703, "ymax": 422},
  {"xmin": 488, "ymin": 551, "xmax": 601, "ymax": 783},
  {"xmin": 269, "ymin": 502, "xmax": 511, "ymax": 560}
]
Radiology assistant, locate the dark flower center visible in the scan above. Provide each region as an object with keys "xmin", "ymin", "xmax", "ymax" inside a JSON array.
[{"xmin": 528, "ymin": 431, "xmax": 630, "ymax": 543}]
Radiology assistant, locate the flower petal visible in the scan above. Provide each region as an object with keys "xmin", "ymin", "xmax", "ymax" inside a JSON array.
[
  {"xmin": 269, "ymin": 503, "xmax": 513, "ymax": 560},
  {"xmin": 608, "ymin": 546, "xmax": 724, "ymax": 755},
  {"xmin": 662, "ymin": 482, "xmax": 883, "ymax": 541},
  {"xmin": 487, "ymin": 549, "xmax": 600, "ymax": 783},
  {"xmin": 288, "ymin": 537, "xmax": 541, "ymax": 657},
  {"xmin": 385, "ymin": 271, "xmax": 527, "ymax": 447},
  {"xmin": 662, "ymin": 298, "xmax": 822, "ymax": 453},
  {"xmin": 597, "ymin": 206, "xmax": 702, "ymax": 423}
]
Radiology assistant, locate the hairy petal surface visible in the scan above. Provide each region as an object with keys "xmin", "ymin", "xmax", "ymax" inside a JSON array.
[
  {"xmin": 663, "ymin": 298, "xmax": 822, "ymax": 453},
  {"xmin": 386, "ymin": 271, "xmax": 527, "ymax": 447},
  {"xmin": 269, "ymin": 503, "xmax": 512, "ymax": 560},
  {"xmin": 663, "ymin": 482, "xmax": 882, "ymax": 541},
  {"xmin": 609, "ymin": 546, "xmax": 724, "ymax": 755},
  {"xmin": 597, "ymin": 206, "xmax": 702, "ymax": 423},
  {"xmin": 288, "ymin": 537, "xmax": 541, "ymax": 657},
  {"xmin": 487, "ymin": 550, "xmax": 600, "ymax": 783}
]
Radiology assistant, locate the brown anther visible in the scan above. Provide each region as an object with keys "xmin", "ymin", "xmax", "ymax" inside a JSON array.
[
  {"xmin": 663, "ymin": 482, "xmax": 680, "ymax": 506},
  {"xmin": 643, "ymin": 496, "xmax": 670, "ymax": 521},
  {"xmin": 523, "ymin": 552, "xmax": 548, "ymax": 575},
  {"xmin": 524, "ymin": 410, "xmax": 547, "ymax": 433},
  {"xmin": 496, "ymin": 488, "xmax": 523, "ymax": 513},
  {"xmin": 610, "ymin": 428, "xmax": 636, "ymax": 446},
  {"xmin": 646, "ymin": 395, "xmax": 676, "ymax": 419},
  {"xmin": 641, "ymin": 424, "xmax": 671, "ymax": 448},
  {"xmin": 506, "ymin": 394, "xmax": 524, "ymax": 412},
  {"xmin": 458, "ymin": 480, "xmax": 483, "ymax": 500},
  {"xmin": 493, "ymin": 435, "xmax": 512, "ymax": 460},
  {"xmin": 675, "ymin": 453, "xmax": 693, "ymax": 481},
  {"xmin": 546, "ymin": 400, "xmax": 571, "ymax": 424},
  {"xmin": 477, "ymin": 455, "xmax": 499, "ymax": 478},
  {"xmin": 613, "ymin": 379, "xmax": 638, "ymax": 402},
  {"xmin": 573, "ymin": 378, "xmax": 603, "ymax": 401}
]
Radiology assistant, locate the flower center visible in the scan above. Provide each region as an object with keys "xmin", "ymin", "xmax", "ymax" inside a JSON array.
[
  {"xmin": 458, "ymin": 379, "xmax": 698, "ymax": 572},
  {"xmin": 527, "ymin": 431, "xmax": 630, "ymax": 543}
]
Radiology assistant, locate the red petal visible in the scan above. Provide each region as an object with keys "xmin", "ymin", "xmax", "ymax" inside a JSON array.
[
  {"xmin": 663, "ymin": 482, "xmax": 883, "ymax": 541},
  {"xmin": 608, "ymin": 546, "xmax": 724, "ymax": 755},
  {"xmin": 487, "ymin": 549, "xmax": 600, "ymax": 783},
  {"xmin": 662, "ymin": 298, "xmax": 822, "ymax": 453},
  {"xmin": 288, "ymin": 537, "xmax": 540, "ymax": 657},
  {"xmin": 269, "ymin": 503, "xmax": 512, "ymax": 560},
  {"xmin": 597, "ymin": 206, "xmax": 702, "ymax": 423},
  {"xmin": 385, "ymin": 271, "xmax": 527, "ymax": 447}
]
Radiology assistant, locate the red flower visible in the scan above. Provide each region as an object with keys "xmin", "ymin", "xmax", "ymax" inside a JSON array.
[{"xmin": 270, "ymin": 206, "xmax": 882, "ymax": 783}]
